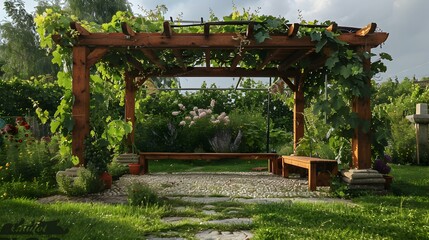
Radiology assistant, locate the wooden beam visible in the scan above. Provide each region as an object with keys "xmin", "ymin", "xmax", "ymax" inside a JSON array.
[
  {"xmin": 280, "ymin": 77, "xmax": 296, "ymax": 92},
  {"xmin": 356, "ymin": 23, "xmax": 377, "ymax": 37},
  {"xmin": 293, "ymin": 76, "xmax": 305, "ymax": 152},
  {"xmin": 136, "ymin": 67, "xmax": 299, "ymax": 78},
  {"xmin": 352, "ymin": 47, "xmax": 372, "ymax": 169},
  {"xmin": 288, "ymin": 23, "xmax": 300, "ymax": 37},
  {"xmin": 73, "ymin": 32, "xmax": 388, "ymax": 49},
  {"xmin": 70, "ymin": 22, "xmax": 90, "ymax": 36},
  {"xmin": 163, "ymin": 21, "xmax": 172, "ymax": 38},
  {"xmin": 121, "ymin": 22, "xmax": 136, "ymax": 37},
  {"xmin": 140, "ymin": 49, "xmax": 166, "ymax": 71},
  {"xmin": 278, "ymin": 49, "xmax": 314, "ymax": 71},
  {"xmin": 205, "ymin": 49, "xmax": 211, "ymax": 68},
  {"xmin": 72, "ymin": 46, "xmax": 90, "ymax": 166},
  {"xmin": 87, "ymin": 47, "xmax": 108, "ymax": 67},
  {"xmin": 173, "ymin": 49, "xmax": 187, "ymax": 70},
  {"xmin": 125, "ymin": 71, "xmax": 136, "ymax": 150},
  {"xmin": 257, "ymin": 49, "xmax": 282, "ymax": 70},
  {"xmin": 230, "ymin": 51, "xmax": 244, "ymax": 71}
]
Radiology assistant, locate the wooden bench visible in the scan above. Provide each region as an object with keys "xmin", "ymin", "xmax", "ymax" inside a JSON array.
[
  {"xmin": 282, "ymin": 156, "xmax": 338, "ymax": 191},
  {"xmin": 139, "ymin": 152, "xmax": 280, "ymax": 174}
]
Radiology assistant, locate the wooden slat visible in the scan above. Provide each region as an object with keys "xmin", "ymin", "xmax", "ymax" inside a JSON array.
[
  {"xmin": 280, "ymin": 77, "xmax": 296, "ymax": 92},
  {"xmin": 70, "ymin": 22, "xmax": 90, "ymax": 36},
  {"xmin": 173, "ymin": 49, "xmax": 187, "ymax": 70},
  {"xmin": 205, "ymin": 49, "xmax": 211, "ymax": 68},
  {"xmin": 257, "ymin": 49, "xmax": 282, "ymax": 70},
  {"xmin": 121, "ymin": 22, "xmax": 136, "ymax": 36},
  {"xmin": 163, "ymin": 21, "xmax": 172, "ymax": 38},
  {"xmin": 356, "ymin": 23, "xmax": 377, "ymax": 37},
  {"xmin": 87, "ymin": 47, "xmax": 108, "ymax": 66},
  {"xmin": 288, "ymin": 23, "xmax": 300, "ymax": 37},
  {"xmin": 140, "ymin": 49, "xmax": 166, "ymax": 71},
  {"xmin": 230, "ymin": 51, "xmax": 244, "ymax": 71},
  {"xmin": 72, "ymin": 46, "xmax": 90, "ymax": 166}
]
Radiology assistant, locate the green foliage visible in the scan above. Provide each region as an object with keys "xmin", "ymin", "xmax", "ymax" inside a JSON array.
[
  {"xmin": 65, "ymin": 0, "xmax": 132, "ymax": 24},
  {"xmin": 127, "ymin": 183, "xmax": 159, "ymax": 206},
  {"xmin": 0, "ymin": 180, "xmax": 55, "ymax": 199},
  {"xmin": 84, "ymin": 135, "xmax": 112, "ymax": 175},
  {"xmin": 0, "ymin": 76, "xmax": 63, "ymax": 116},
  {"xmin": 107, "ymin": 161, "xmax": 129, "ymax": 180},
  {"xmin": 56, "ymin": 167, "xmax": 104, "ymax": 196}
]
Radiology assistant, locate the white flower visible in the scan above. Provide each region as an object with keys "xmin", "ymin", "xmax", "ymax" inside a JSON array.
[
  {"xmin": 190, "ymin": 111, "xmax": 197, "ymax": 116},
  {"xmin": 198, "ymin": 109, "xmax": 204, "ymax": 114},
  {"xmin": 210, "ymin": 99, "xmax": 216, "ymax": 108},
  {"xmin": 189, "ymin": 121, "xmax": 195, "ymax": 126},
  {"xmin": 185, "ymin": 116, "xmax": 191, "ymax": 120},
  {"xmin": 178, "ymin": 103, "xmax": 185, "ymax": 110},
  {"xmin": 212, "ymin": 119, "xmax": 220, "ymax": 124},
  {"xmin": 206, "ymin": 109, "xmax": 212, "ymax": 114},
  {"xmin": 179, "ymin": 121, "xmax": 186, "ymax": 126},
  {"xmin": 172, "ymin": 111, "xmax": 180, "ymax": 116},
  {"xmin": 199, "ymin": 112, "xmax": 207, "ymax": 118},
  {"xmin": 193, "ymin": 106, "xmax": 198, "ymax": 111},
  {"xmin": 193, "ymin": 116, "xmax": 199, "ymax": 120}
]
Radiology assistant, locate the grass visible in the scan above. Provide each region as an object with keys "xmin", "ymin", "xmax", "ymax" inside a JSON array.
[
  {"xmin": 0, "ymin": 164, "xmax": 428, "ymax": 239},
  {"xmin": 149, "ymin": 159, "xmax": 269, "ymax": 173}
]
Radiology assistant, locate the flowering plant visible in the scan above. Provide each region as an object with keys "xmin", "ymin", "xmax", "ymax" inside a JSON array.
[
  {"xmin": 373, "ymin": 154, "xmax": 392, "ymax": 175},
  {"xmin": 172, "ymin": 99, "xmax": 230, "ymax": 127}
]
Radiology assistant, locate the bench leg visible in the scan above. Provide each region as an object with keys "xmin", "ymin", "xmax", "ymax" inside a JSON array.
[
  {"xmin": 282, "ymin": 161, "xmax": 289, "ymax": 178},
  {"xmin": 139, "ymin": 156, "xmax": 148, "ymax": 175},
  {"xmin": 308, "ymin": 163, "xmax": 317, "ymax": 191}
]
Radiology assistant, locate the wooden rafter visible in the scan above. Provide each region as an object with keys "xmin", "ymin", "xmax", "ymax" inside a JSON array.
[
  {"xmin": 121, "ymin": 22, "xmax": 136, "ymax": 36},
  {"xmin": 326, "ymin": 22, "xmax": 338, "ymax": 32},
  {"xmin": 205, "ymin": 49, "xmax": 211, "ymax": 68},
  {"xmin": 87, "ymin": 47, "xmax": 108, "ymax": 66},
  {"xmin": 140, "ymin": 49, "xmax": 166, "ymax": 71},
  {"xmin": 246, "ymin": 22, "xmax": 254, "ymax": 38},
  {"xmin": 163, "ymin": 21, "xmax": 173, "ymax": 38},
  {"xmin": 280, "ymin": 77, "xmax": 297, "ymax": 92},
  {"xmin": 356, "ymin": 23, "xmax": 377, "ymax": 36},
  {"xmin": 230, "ymin": 51, "xmax": 244, "ymax": 71},
  {"xmin": 288, "ymin": 23, "xmax": 300, "ymax": 37},
  {"xmin": 278, "ymin": 49, "xmax": 314, "ymax": 71},
  {"xmin": 257, "ymin": 49, "xmax": 282, "ymax": 70},
  {"xmin": 204, "ymin": 23, "xmax": 210, "ymax": 38},
  {"xmin": 70, "ymin": 22, "xmax": 90, "ymax": 36},
  {"xmin": 173, "ymin": 49, "xmax": 186, "ymax": 70}
]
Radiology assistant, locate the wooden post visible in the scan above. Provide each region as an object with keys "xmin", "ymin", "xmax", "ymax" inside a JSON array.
[
  {"xmin": 293, "ymin": 76, "xmax": 305, "ymax": 152},
  {"xmin": 72, "ymin": 46, "xmax": 90, "ymax": 166},
  {"xmin": 125, "ymin": 72, "xmax": 136, "ymax": 152},
  {"xmin": 351, "ymin": 47, "xmax": 372, "ymax": 169}
]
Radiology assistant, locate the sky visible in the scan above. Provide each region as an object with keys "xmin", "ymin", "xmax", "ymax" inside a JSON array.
[{"xmin": 1, "ymin": 0, "xmax": 429, "ymax": 87}]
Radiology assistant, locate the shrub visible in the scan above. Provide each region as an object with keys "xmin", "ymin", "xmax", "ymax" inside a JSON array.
[
  {"xmin": 0, "ymin": 180, "xmax": 55, "ymax": 199},
  {"xmin": 127, "ymin": 183, "xmax": 159, "ymax": 206},
  {"xmin": 56, "ymin": 168, "xmax": 104, "ymax": 196},
  {"xmin": 108, "ymin": 161, "xmax": 129, "ymax": 180}
]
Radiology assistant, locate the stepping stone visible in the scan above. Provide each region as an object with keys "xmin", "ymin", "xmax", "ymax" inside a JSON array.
[
  {"xmin": 147, "ymin": 238, "xmax": 185, "ymax": 240},
  {"xmin": 161, "ymin": 217, "xmax": 202, "ymax": 224},
  {"xmin": 171, "ymin": 197, "xmax": 231, "ymax": 204},
  {"xmin": 206, "ymin": 218, "xmax": 252, "ymax": 225},
  {"xmin": 202, "ymin": 210, "xmax": 217, "ymax": 215},
  {"xmin": 202, "ymin": 205, "xmax": 216, "ymax": 209},
  {"xmin": 195, "ymin": 230, "xmax": 253, "ymax": 240},
  {"xmin": 233, "ymin": 198, "xmax": 290, "ymax": 204}
]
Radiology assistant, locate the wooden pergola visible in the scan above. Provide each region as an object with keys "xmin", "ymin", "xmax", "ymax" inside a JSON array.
[{"xmin": 65, "ymin": 20, "xmax": 388, "ymax": 169}]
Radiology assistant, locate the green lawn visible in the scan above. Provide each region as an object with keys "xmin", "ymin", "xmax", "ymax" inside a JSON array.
[
  {"xmin": 0, "ymin": 164, "xmax": 428, "ymax": 239},
  {"xmin": 149, "ymin": 159, "xmax": 269, "ymax": 173}
]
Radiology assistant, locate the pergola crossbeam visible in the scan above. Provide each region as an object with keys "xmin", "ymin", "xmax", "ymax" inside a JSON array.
[{"xmin": 140, "ymin": 49, "xmax": 166, "ymax": 71}]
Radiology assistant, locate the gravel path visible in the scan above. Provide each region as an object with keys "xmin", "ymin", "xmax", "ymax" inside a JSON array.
[{"xmin": 106, "ymin": 172, "xmax": 331, "ymax": 198}]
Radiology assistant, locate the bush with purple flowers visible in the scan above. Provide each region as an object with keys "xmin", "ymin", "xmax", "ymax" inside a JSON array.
[{"xmin": 373, "ymin": 154, "xmax": 392, "ymax": 175}]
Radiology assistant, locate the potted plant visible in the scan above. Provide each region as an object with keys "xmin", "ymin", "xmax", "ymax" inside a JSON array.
[
  {"xmin": 373, "ymin": 154, "xmax": 393, "ymax": 189},
  {"xmin": 84, "ymin": 136, "xmax": 113, "ymax": 189}
]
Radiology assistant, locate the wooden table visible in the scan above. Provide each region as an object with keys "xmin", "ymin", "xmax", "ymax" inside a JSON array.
[
  {"xmin": 282, "ymin": 156, "xmax": 338, "ymax": 191},
  {"xmin": 139, "ymin": 152, "xmax": 280, "ymax": 174}
]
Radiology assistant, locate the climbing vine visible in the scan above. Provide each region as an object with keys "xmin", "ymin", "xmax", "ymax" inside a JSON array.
[{"xmin": 34, "ymin": 5, "xmax": 391, "ymax": 158}]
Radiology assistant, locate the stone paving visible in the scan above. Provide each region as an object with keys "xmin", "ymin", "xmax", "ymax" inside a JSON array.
[{"xmin": 39, "ymin": 172, "xmax": 352, "ymax": 240}]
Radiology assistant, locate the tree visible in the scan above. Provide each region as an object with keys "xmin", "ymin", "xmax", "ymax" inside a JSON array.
[
  {"xmin": 0, "ymin": 0, "xmax": 58, "ymax": 79},
  {"xmin": 65, "ymin": 0, "xmax": 132, "ymax": 24}
]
